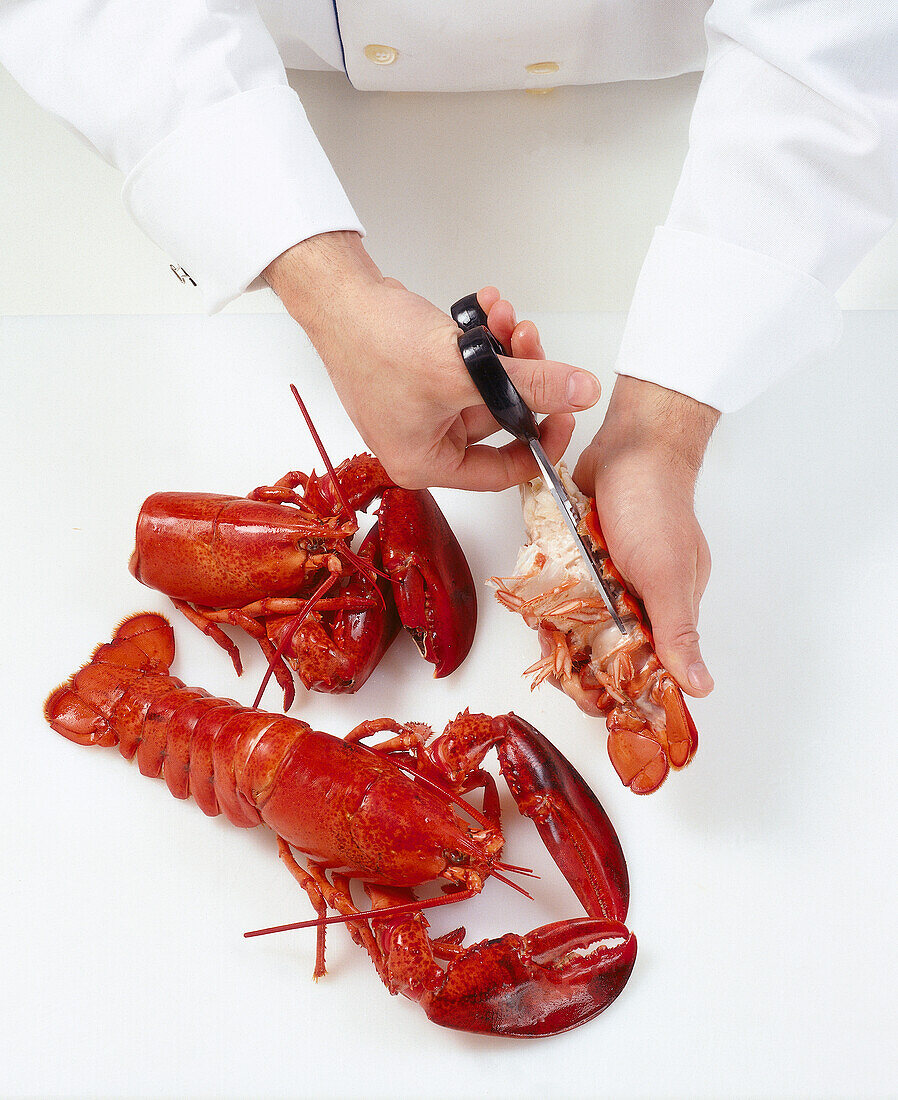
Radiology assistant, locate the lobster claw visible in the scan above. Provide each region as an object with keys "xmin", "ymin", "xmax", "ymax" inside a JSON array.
[
  {"xmin": 421, "ymin": 918, "xmax": 636, "ymax": 1037},
  {"xmin": 298, "ymin": 462, "xmax": 478, "ymax": 679},
  {"xmin": 377, "ymin": 487, "xmax": 477, "ymax": 677},
  {"xmin": 366, "ymin": 711, "xmax": 637, "ymax": 1036}
]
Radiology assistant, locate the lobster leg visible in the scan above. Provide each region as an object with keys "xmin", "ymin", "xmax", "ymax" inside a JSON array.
[
  {"xmin": 277, "ymin": 838, "xmax": 328, "ymax": 979},
  {"xmin": 170, "ymin": 598, "xmax": 244, "ymax": 676}
]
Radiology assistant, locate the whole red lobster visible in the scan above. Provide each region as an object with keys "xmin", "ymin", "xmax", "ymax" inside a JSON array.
[
  {"xmin": 129, "ymin": 388, "xmax": 477, "ymax": 709},
  {"xmin": 46, "ymin": 613, "xmax": 636, "ymax": 1037}
]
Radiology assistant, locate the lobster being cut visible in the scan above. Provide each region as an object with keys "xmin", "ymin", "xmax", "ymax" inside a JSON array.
[
  {"xmin": 128, "ymin": 393, "xmax": 477, "ymax": 708},
  {"xmin": 491, "ymin": 464, "xmax": 698, "ymax": 795},
  {"xmin": 45, "ymin": 613, "xmax": 636, "ymax": 1037}
]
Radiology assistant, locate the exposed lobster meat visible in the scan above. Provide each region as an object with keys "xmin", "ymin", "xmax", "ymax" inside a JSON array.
[
  {"xmin": 45, "ymin": 613, "xmax": 636, "ymax": 1037},
  {"xmin": 128, "ymin": 392, "xmax": 476, "ymax": 709},
  {"xmin": 491, "ymin": 465, "xmax": 698, "ymax": 795}
]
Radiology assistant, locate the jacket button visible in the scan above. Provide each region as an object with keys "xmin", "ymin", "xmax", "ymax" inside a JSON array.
[
  {"xmin": 364, "ymin": 44, "xmax": 399, "ymax": 65},
  {"xmin": 525, "ymin": 61, "xmax": 560, "ymax": 75}
]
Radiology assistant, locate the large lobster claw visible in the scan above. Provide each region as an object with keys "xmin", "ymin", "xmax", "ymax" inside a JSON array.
[
  {"xmin": 377, "ymin": 487, "xmax": 477, "ymax": 677},
  {"xmin": 420, "ymin": 918, "xmax": 636, "ymax": 1037},
  {"xmin": 368, "ymin": 713, "xmax": 636, "ymax": 1036},
  {"xmin": 304, "ymin": 459, "xmax": 477, "ymax": 678}
]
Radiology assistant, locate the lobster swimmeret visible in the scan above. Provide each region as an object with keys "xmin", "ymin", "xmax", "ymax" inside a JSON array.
[
  {"xmin": 491, "ymin": 465, "xmax": 698, "ymax": 795},
  {"xmin": 129, "ymin": 444, "xmax": 477, "ymax": 709},
  {"xmin": 45, "ymin": 613, "xmax": 636, "ymax": 1037}
]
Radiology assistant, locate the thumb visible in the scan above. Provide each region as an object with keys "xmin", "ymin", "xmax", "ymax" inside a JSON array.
[
  {"xmin": 639, "ymin": 573, "xmax": 714, "ymax": 698},
  {"xmin": 502, "ymin": 356, "xmax": 600, "ymax": 414}
]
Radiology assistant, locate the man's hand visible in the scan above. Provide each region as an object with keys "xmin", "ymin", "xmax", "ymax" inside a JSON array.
[
  {"xmin": 263, "ymin": 232, "xmax": 601, "ymax": 490},
  {"xmin": 574, "ymin": 375, "xmax": 719, "ymax": 698}
]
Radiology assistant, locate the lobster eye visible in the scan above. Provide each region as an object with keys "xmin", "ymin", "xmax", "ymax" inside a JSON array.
[{"xmin": 445, "ymin": 849, "xmax": 469, "ymax": 867}]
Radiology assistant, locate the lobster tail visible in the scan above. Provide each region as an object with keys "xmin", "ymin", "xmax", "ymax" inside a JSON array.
[{"xmin": 45, "ymin": 614, "xmax": 176, "ymax": 746}]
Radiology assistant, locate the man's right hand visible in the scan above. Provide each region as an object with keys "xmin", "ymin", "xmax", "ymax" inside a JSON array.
[{"xmin": 263, "ymin": 232, "xmax": 601, "ymax": 491}]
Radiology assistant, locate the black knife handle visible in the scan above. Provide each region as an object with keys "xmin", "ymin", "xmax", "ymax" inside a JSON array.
[{"xmin": 450, "ymin": 294, "xmax": 540, "ymax": 443}]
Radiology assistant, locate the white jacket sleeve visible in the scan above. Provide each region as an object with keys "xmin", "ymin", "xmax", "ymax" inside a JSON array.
[
  {"xmin": 616, "ymin": 0, "xmax": 898, "ymax": 412},
  {"xmin": 0, "ymin": 0, "xmax": 363, "ymax": 312}
]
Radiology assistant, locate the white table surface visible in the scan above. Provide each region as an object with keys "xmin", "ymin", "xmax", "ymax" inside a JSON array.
[{"xmin": 2, "ymin": 311, "xmax": 896, "ymax": 1099}]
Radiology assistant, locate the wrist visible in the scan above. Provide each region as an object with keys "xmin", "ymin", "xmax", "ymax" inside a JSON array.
[
  {"xmin": 263, "ymin": 231, "xmax": 382, "ymax": 332},
  {"xmin": 600, "ymin": 375, "xmax": 719, "ymax": 480}
]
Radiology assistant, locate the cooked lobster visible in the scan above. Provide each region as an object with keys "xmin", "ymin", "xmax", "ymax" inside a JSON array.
[
  {"xmin": 45, "ymin": 612, "xmax": 636, "ymax": 1037},
  {"xmin": 128, "ymin": 390, "xmax": 476, "ymax": 709},
  {"xmin": 491, "ymin": 465, "xmax": 698, "ymax": 795}
]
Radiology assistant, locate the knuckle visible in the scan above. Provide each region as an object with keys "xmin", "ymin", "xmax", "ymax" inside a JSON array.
[
  {"xmin": 667, "ymin": 624, "xmax": 701, "ymax": 651},
  {"xmin": 380, "ymin": 456, "xmax": 425, "ymax": 489},
  {"xmin": 528, "ymin": 370, "xmax": 553, "ymax": 410}
]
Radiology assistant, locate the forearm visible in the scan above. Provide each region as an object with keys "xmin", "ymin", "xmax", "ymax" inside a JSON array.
[
  {"xmin": 264, "ymin": 232, "xmax": 383, "ymax": 336},
  {"xmin": 595, "ymin": 376, "xmax": 719, "ymax": 484}
]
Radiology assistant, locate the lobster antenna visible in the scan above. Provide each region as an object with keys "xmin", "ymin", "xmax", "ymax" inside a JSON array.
[
  {"xmin": 289, "ymin": 384, "xmax": 392, "ymax": 598},
  {"xmin": 339, "ymin": 544, "xmax": 391, "ymax": 592},
  {"xmin": 290, "ymin": 384, "xmax": 354, "ymax": 524},
  {"xmin": 244, "ymin": 886, "xmax": 478, "ymax": 939},
  {"xmin": 388, "ymin": 759, "xmax": 497, "ymax": 834},
  {"xmin": 490, "ymin": 870, "xmax": 534, "ymax": 899},
  {"xmin": 252, "ymin": 572, "xmax": 338, "ymax": 709},
  {"xmin": 244, "ymin": 858, "xmax": 538, "ymax": 940},
  {"xmin": 495, "ymin": 860, "xmax": 540, "ymax": 879}
]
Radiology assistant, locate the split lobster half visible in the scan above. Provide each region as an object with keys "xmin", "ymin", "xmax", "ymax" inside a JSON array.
[
  {"xmin": 129, "ymin": 389, "xmax": 476, "ymax": 709},
  {"xmin": 46, "ymin": 613, "xmax": 636, "ymax": 1038},
  {"xmin": 491, "ymin": 465, "xmax": 698, "ymax": 795}
]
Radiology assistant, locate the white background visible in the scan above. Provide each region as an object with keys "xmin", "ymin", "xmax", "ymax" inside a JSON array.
[
  {"xmin": 2, "ymin": 312, "xmax": 896, "ymax": 1098},
  {"xmin": 2, "ymin": 63, "xmax": 898, "ymax": 316}
]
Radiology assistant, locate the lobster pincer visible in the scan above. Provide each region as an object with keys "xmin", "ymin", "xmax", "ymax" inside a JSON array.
[{"xmin": 350, "ymin": 713, "xmax": 636, "ymax": 1036}]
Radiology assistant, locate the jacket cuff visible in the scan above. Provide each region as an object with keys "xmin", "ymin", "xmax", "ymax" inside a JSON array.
[
  {"xmin": 616, "ymin": 226, "xmax": 843, "ymax": 412},
  {"xmin": 122, "ymin": 85, "xmax": 364, "ymax": 313}
]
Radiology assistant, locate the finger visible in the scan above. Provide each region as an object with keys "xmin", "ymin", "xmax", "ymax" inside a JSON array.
[
  {"xmin": 483, "ymin": 300, "xmax": 546, "ymax": 361},
  {"xmin": 535, "ymin": 412, "xmax": 576, "ymax": 464},
  {"xmin": 509, "ymin": 319, "xmax": 545, "ymax": 361},
  {"xmin": 503, "ymin": 356, "xmax": 600, "ymax": 414},
  {"xmin": 639, "ymin": 567, "xmax": 714, "ymax": 698},
  {"xmin": 438, "ymin": 439, "xmax": 545, "ymax": 491},
  {"xmin": 432, "ymin": 420, "xmax": 575, "ymax": 492},
  {"xmin": 572, "ymin": 445, "xmax": 598, "ymax": 494},
  {"xmin": 476, "ymin": 286, "xmax": 501, "ymax": 314},
  {"xmin": 691, "ymin": 537, "xmax": 712, "ymax": 622},
  {"xmin": 459, "ymin": 404, "xmax": 504, "ymax": 444},
  {"xmin": 459, "ymin": 406, "xmax": 575, "ymax": 455},
  {"xmin": 484, "ymin": 297, "xmax": 517, "ymax": 349}
]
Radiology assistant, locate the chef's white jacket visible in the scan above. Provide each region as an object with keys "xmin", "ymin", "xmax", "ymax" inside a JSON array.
[{"xmin": 1, "ymin": 1, "xmax": 896, "ymax": 412}]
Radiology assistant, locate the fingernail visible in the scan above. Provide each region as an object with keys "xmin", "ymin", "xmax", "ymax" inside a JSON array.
[
  {"xmin": 567, "ymin": 372, "xmax": 599, "ymax": 409},
  {"xmin": 688, "ymin": 661, "xmax": 714, "ymax": 693}
]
